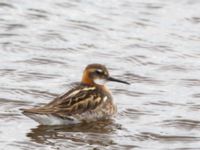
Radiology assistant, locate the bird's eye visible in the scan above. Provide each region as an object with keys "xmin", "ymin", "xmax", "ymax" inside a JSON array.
[{"xmin": 95, "ymin": 69, "xmax": 103, "ymax": 74}]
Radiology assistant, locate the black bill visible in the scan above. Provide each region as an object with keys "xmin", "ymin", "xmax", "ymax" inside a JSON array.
[{"xmin": 107, "ymin": 77, "xmax": 130, "ymax": 85}]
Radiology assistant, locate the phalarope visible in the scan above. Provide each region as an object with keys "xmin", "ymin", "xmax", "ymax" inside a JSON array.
[{"xmin": 22, "ymin": 64, "xmax": 129, "ymax": 125}]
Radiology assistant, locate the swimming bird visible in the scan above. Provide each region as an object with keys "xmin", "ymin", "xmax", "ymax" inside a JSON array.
[{"xmin": 22, "ymin": 64, "xmax": 129, "ymax": 125}]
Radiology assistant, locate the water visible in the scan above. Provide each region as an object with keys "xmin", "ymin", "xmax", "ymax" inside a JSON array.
[{"xmin": 0, "ymin": 0, "xmax": 200, "ymax": 149}]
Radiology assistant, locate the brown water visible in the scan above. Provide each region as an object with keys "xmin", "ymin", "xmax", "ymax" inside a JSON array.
[{"xmin": 0, "ymin": 0, "xmax": 200, "ymax": 149}]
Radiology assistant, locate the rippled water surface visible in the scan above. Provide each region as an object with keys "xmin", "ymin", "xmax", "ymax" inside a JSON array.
[{"xmin": 1, "ymin": 0, "xmax": 200, "ymax": 149}]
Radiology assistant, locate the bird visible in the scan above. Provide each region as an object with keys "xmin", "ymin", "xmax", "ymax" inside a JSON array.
[{"xmin": 22, "ymin": 64, "xmax": 129, "ymax": 125}]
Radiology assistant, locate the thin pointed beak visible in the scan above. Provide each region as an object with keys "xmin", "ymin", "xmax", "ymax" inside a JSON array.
[{"xmin": 107, "ymin": 76, "xmax": 130, "ymax": 85}]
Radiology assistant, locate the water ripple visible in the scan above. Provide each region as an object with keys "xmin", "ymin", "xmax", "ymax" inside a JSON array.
[
  {"xmin": 136, "ymin": 132, "xmax": 200, "ymax": 142},
  {"xmin": 0, "ymin": 2, "xmax": 14, "ymax": 8},
  {"xmin": 0, "ymin": 0, "xmax": 200, "ymax": 149},
  {"xmin": 161, "ymin": 119, "xmax": 200, "ymax": 130}
]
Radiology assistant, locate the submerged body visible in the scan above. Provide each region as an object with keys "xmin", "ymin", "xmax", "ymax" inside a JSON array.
[{"xmin": 22, "ymin": 64, "xmax": 129, "ymax": 125}]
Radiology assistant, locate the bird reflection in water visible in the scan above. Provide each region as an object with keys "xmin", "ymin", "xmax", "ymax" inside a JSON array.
[{"xmin": 27, "ymin": 119, "xmax": 122, "ymax": 147}]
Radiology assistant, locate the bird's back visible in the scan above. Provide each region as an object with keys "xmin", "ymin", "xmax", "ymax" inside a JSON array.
[{"xmin": 22, "ymin": 84, "xmax": 117, "ymax": 125}]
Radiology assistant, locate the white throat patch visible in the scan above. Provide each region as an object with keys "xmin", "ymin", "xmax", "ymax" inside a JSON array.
[{"xmin": 94, "ymin": 79, "xmax": 107, "ymax": 85}]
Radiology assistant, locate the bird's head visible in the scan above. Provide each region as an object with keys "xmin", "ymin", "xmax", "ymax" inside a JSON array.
[{"xmin": 81, "ymin": 64, "xmax": 129, "ymax": 85}]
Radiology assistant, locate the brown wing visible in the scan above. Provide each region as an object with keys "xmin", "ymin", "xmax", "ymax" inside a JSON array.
[{"xmin": 22, "ymin": 85, "xmax": 104, "ymax": 118}]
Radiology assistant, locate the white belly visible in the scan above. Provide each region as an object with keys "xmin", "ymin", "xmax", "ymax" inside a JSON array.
[{"xmin": 26, "ymin": 114, "xmax": 81, "ymax": 125}]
